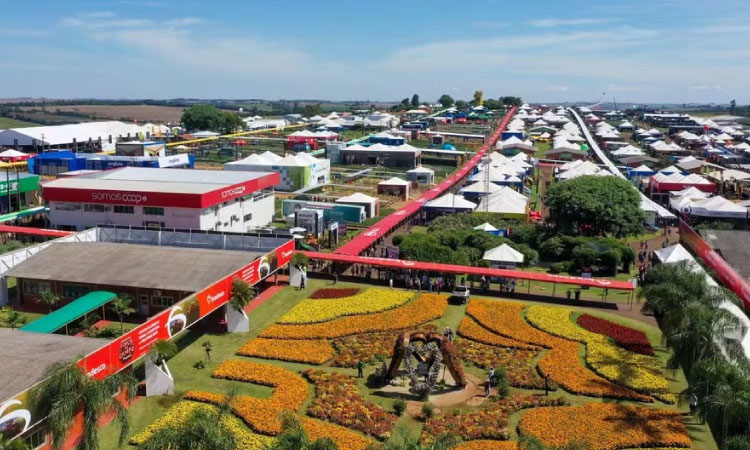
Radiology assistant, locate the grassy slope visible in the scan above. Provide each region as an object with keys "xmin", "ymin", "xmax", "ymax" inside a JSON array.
[
  {"xmin": 98, "ymin": 279, "xmax": 717, "ymax": 450},
  {"xmin": 0, "ymin": 117, "xmax": 39, "ymax": 128}
]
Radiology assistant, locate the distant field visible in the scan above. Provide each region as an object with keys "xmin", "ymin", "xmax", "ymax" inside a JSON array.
[
  {"xmin": 0, "ymin": 117, "xmax": 40, "ymax": 129},
  {"xmin": 21, "ymin": 104, "xmax": 186, "ymax": 123}
]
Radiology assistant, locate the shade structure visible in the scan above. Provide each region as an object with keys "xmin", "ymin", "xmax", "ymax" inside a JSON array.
[
  {"xmin": 477, "ymin": 187, "xmax": 529, "ymax": 218},
  {"xmin": 483, "ymin": 243, "xmax": 524, "ymax": 264},
  {"xmin": 649, "ymin": 172, "xmax": 716, "ymax": 193},
  {"xmin": 473, "ymin": 222, "xmax": 498, "ymax": 232},
  {"xmin": 21, "ymin": 291, "xmax": 117, "ymax": 333},
  {"xmin": 423, "ymin": 193, "xmax": 477, "ymax": 211}
]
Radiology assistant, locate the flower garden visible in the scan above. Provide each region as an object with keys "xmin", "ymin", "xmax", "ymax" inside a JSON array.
[{"xmin": 117, "ymin": 282, "xmax": 705, "ymax": 450}]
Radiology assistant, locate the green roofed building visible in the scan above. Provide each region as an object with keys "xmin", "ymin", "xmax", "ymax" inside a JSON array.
[
  {"xmin": 0, "ymin": 172, "xmax": 40, "ymax": 215},
  {"xmin": 21, "ymin": 291, "xmax": 117, "ymax": 334}
]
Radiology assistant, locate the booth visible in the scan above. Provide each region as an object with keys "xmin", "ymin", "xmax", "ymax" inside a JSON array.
[
  {"xmin": 406, "ymin": 166, "xmax": 435, "ymax": 185},
  {"xmin": 482, "ymin": 243, "xmax": 525, "ymax": 269},
  {"xmin": 377, "ymin": 177, "xmax": 411, "ymax": 200}
]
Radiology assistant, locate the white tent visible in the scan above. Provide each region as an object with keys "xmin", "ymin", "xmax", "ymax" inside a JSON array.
[
  {"xmin": 683, "ymin": 196, "xmax": 748, "ymax": 219},
  {"xmin": 474, "ymin": 222, "xmax": 498, "ymax": 232},
  {"xmin": 477, "ymin": 187, "xmax": 529, "ymax": 216},
  {"xmin": 423, "ymin": 193, "xmax": 477, "ymax": 211},
  {"xmin": 460, "ymin": 180, "xmax": 504, "ymax": 195},
  {"xmin": 482, "ymin": 243, "xmax": 524, "ymax": 265}
]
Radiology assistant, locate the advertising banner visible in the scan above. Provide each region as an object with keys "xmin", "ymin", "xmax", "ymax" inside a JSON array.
[{"xmin": 679, "ymin": 220, "xmax": 750, "ymax": 308}]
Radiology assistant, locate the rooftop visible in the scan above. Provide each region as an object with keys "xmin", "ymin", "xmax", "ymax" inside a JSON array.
[
  {"xmin": 6, "ymin": 242, "xmax": 262, "ymax": 292},
  {"xmin": 699, "ymin": 229, "xmax": 750, "ymax": 278},
  {"xmin": 0, "ymin": 329, "xmax": 107, "ymax": 401}
]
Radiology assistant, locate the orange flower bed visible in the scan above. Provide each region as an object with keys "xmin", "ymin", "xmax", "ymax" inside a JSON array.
[
  {"xmin": 453, "ymin": 441, "xmax": 518, "ymax": 450},
  {"xmin": 457, "ymin": 317, "xmax": 538, "ymax": 350},
  {"xmin": 519, "ymin": 403, "xmax": 691, "ymax": 449},
  {"xmin": 466, "ymin": 299, "xmax": 557, "ymax": 348},
  {"xmin": 260, "ymin": 294, "xmax": 447, "ymax": 339},
  {"xmin": 539, "ymin": 341, "xmax": 651, "ymax": 402},
  {"xmin": 237, "ymin": 338, "xmax": 334, "ymax": 364},
  {"xmin": 466, "ymin": 299, "xmax": 650, "ymax": 401},
  {"xmin": 184, "ymin": 360, "xmax": 309, "ymax": 435},
  {"xmin": 302, "ymin": 418, "xmax": 372, "ymax": 450}
]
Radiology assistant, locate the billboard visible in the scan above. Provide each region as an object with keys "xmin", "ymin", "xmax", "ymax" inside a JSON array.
[
  {"xmin": 0, "ymin": 239, "xmax": 294, "ymax": 441},
  {"xmin": 679, "ymin": 220, "xmax": 750, "ymax": 308}
]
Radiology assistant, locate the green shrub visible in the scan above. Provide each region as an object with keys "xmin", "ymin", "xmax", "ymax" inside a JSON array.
[
  {"xmin": 421, "ymin": 402, "xmax": 435, "ymax": 419},
  {"xmin": 393, "ymin": 399, "xmax": 406, "ymax": 416},
  {"xmin": 391, "ymin": 235, "xmax": 404, "ymax": 246},
  {"xmin": 539, "ymin": 236, "xmax": 565, "ymax": 261},
  {"xmin": 726, "ymin": 435, "xmax": 750, "ymax": 450},
  {"xmin": 549, "ymin": 261, "xmax": 572, "ymax": 274},
  {"xmin": 493, "ymin": 367, "xmax": 509, "ymax": 398}
]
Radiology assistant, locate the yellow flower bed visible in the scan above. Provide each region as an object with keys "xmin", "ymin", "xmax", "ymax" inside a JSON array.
[
  {"xmin": 525, "ymin": 306, "xmax": 674, "ymax": 403},
  {"xmin": 302, "ymin": 417, "xmax": 372, "ymax": 450},
  {"xmin": 130, "ymin": 401, "xmax": 273, "ymax": 449},
  {"xmin": 261, "ymin": 294, "xmax": 447, "ymax": 340},
  {"xmin": 466, "ymin": 299, "xmax": 651, "ymax": 402},
  {"xmin": 277, "ymin": 288, "xmax": 413, "ymax": 324},
  {"xmin": 519, "ymin": 403, "xmax": 691, "ymax": 449},
  {"xmin": 237, "ymin": 338, "xmax": 334, "ymax": 364},
  {"xmin": 184, "ymin": 360, "xmax": 309, "ymax": 435}
]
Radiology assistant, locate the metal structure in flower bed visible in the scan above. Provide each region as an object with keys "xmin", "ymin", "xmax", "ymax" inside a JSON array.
[{"xmin": 387, "ymin": 330, "xmax": 466, "ymax": 395}]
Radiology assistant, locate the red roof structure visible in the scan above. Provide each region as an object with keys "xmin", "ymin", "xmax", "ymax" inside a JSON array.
[{"xmin": 304, "ymin": 251, "xmax": 634, "ymax": 291}]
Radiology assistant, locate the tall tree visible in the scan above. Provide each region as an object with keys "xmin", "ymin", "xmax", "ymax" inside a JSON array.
[
  {"xmin": 111, "ymin": 295, "xmax": 135, "ymax": 334},
  {"xmin": 438, "ymin": 95, "xmax": 454, "ymax": 108},
  {"xmin": 472, "ymin": 90, "xmax": 484, "ymax": 106},
  {"xmin": 29, "ymin": 361, "xmax": 136, "ymax": 450},
  {"xmin": 411, "ymin": 94, "xmax": 420, "ymax": 108},
  {"xmin": 545, "ymin": 176, "xmax": 644, "ymax": 237}
]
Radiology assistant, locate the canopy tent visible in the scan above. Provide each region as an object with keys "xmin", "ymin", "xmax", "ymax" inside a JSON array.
[
  {"xmin": 473, "ymin": 222, "xmax": 499, "ymax": 232},
  {"xmin": 460, "ymin": 180, "xmax": 504, "ymax": 196},
  {"xmin": 681, "ymin": 196, "xmax": 748, "ymax": 219},
  {"xmin": 706, "ymin": 169, "xmax": 750, "ymax": 182},
  {"xmin": 476, "ymin": 187, "xmax": 529, "ymax": 218},
  {"xmin": 21, "ymin": 291, "xmax": 117, "ymax": 333},
  {"xmin": 659, "ymin": 165, "xmax": 681, "ymax": 175},
  {"xmin": 0, "ymin": 149, "xmax": 30, "ymax": 162},
  {"xmin": 649, "ymin": 172, "xmax": 716, "ymax": 193},
  {"xmin": 423, "ymin": 193, "xmax": 477, "ymax": 211},
  {"xmin": 629, "ymin": 164, "xmax": 655, "ymax": 175},
  {"xmin": 482, "ymin": 243, "xmax": 524, "ymax": 266}
]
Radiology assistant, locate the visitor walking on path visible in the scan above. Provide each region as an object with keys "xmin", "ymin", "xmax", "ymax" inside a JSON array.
[
  {"xmin": 485, "ymin": 378, "xmax": 492, "ymax": 397},
  {"xmin": 690, "ymin": 393, "xmax": 698, "ymax": 415},
  {"xmin": 544, "ymin": 374, "xmax": 550, "ymax": 396},
  {"xmin": 333, "ymin": 272, "xmax": 338, "ymax": 285},
  {"xmin": 357, "ymin": 360, "xmax": 364, "ymax": 378}
]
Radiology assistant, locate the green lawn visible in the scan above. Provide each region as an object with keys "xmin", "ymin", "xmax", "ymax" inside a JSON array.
[
  {"xmin": 98, "ymin": 279, "xmax": 717, "ymax": 450},
  {"xmin": 534, "ymin": 141, "xmax": 551, "ymax": 159},
  {"xmin": 0, "ymin": 117, "xmax": 39, "ymax": 128}
]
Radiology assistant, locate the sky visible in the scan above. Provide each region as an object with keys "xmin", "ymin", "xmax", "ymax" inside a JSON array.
[{"xmin": 2, "ymin": 0, "xmax": 750, "ymax": 104}]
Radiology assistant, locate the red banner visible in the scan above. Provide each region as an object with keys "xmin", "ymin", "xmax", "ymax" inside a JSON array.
[
  {"xmin": 679, "ymin": 220, "xmax": 750, "ymax": 308},
  {"xmin": 78, "ymin": 239, "xmax": 294, "ymax": 380}
]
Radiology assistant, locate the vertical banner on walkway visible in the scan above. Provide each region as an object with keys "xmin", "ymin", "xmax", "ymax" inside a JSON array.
[{"xmin": 679, "ymin": 220, "xmax": 750, "ymax": 308}]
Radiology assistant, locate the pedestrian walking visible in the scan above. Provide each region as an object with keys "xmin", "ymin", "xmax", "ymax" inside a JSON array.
[
  {"xmin": 489, "ymin": 365, "xmax": 495, "ymax": 386},
  {"xmin": 689, "ymin": 393, "xmax": 698, "ymax": 415},
  {"xmin": 389, "ymin": 277, "xmax": 393, "ymax": 289},
  {"xmin": 333, "ymin": 272, "xmax": 338, "ymax": 285},
  {"xmin": 485, "ymin": 378, "xmax": 492, "ymax": 397},
  {"xmin": 357, "ymin": 360, "xmax": 364, "ymax": 378},
  {"xmin": 544, "ymin": 374, "xmax": 550, "ymax": 396},
  {"xmin": 416, "ymin": 278, "xmax": 421, "ymax": 293},
  {"xmin": 300, "ymin": 275, "xmax": 306, "ymax": 290}
]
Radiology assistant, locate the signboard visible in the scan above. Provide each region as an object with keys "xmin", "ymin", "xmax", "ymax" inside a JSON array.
[
  {"xmin": 157, "ymin": 153, "xmax": 191, "ymax": 168},
  {"xmin": 679, "ymin": 220, "xmax": 750, "ymax": 308},
  {"xmin": 0, "ymin": 175, "xmax": 38, "ymax": 196}
]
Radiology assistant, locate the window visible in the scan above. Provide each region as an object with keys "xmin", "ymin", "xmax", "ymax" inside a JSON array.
[
  {"xmin": 54, "ymin": 202, "xmax": 82, "ymax": 211},
  {"xmin": 243, "ymin": 213, "xmax": 252, "ymax": 221},
  {"xmin": 84, "ymin": 204, "xmax": 110, "ymax": 213},
  {"xmin": 114, "ymin": 205, "xmax": 134, "ymax": 214},
  {"xmin": 62, "ymin": 283, "xmax": 90, "ymax": 299},
  {"xmin": 151, "ymin": 296, "xmax": 174, "ymax": 307},
  {"xmin": 23, "ymin": 280, "xmax": 52, "ymax": 295},
  {"xmin": 24, "ymin": 428, "xmax": 46, "ymax": 449},
  {"xmin": 143, "ymin": 207, "xmax": 164, "ymax": 216}
]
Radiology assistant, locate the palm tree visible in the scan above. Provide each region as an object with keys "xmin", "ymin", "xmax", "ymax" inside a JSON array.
[
  {"xmin": 705, "ymin": 382, "xmax": 750, "ymax": 448},
  {"xmin": 229, "ymin": 279, "xmax": 256, "ymax": 312},
  {"xmin": 137, "ymin": 407, "xmax": 235, "ymax": 450},
  {"xmin": 2, "ymin": 309, "xmax": 27, "ymax": 330},
  {"xmin": 39, "ymin": 290, "xmax": 59, "ymax": 313},
  {"xmin": 265, "ymin": 412, "xmax": 336, "ymax": 450},
  {"xmin": 28, "ymin": 360, "xmax": 137, "ymax": 450},
  {"xmin": 110, "ymin": 295, "xmax": 135, "ymax": 333},
  {"xmin": 150, "ymin": 339, "xmax": 178, "ymax": 368},
  {"xmin": 291, "ymin": 252, "xmax": 310, "ymax": 271}
]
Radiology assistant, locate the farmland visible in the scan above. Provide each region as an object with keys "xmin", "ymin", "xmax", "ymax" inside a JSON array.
[{"xmin": 19, "ymin": 104, "xmax": 187, "ymax": 123}]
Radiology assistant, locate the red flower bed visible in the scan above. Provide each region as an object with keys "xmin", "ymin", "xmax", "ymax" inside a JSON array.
[
  {"xmin": 576, "ymin": 314, "xmax": 653, "ymax": 356},
  {"xmin": 308, "ymin": 288, "xmax": 360, "ymax": 299},
  {"xmin": 303, "ymin": 370, "xmax": 397, "ymax": 440}
]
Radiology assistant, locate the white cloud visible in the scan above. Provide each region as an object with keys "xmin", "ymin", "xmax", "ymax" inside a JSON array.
[
  {"xmin": 528, "ymin": 18, "xmax": 616, "ymax": 27},
  {"xmin": 164, "ymin": 17, "xmax": 204, "ymax": 27},
  {"xmin": 546, "ymin": 85, "xmax": 569, "ymax": 92}
]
